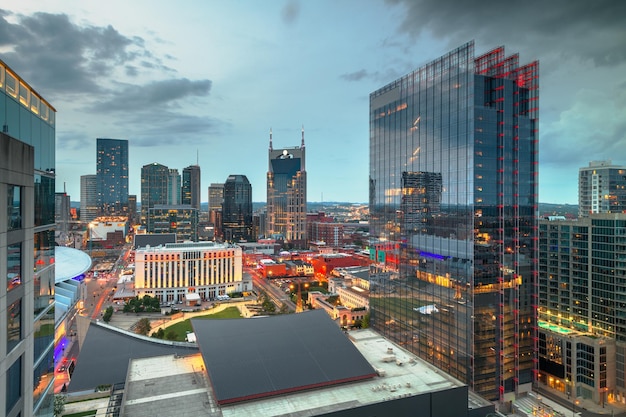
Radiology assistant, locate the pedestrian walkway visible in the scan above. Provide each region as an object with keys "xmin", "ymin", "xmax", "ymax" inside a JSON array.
[{"xmin": 533, "ymin": 385, "xmax": 625, "ymax": 416}]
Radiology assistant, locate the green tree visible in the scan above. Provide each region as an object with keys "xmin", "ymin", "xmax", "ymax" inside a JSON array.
[
  {"xmin": 166, "ymin": 330, "xmax": 178, "ymax": 340},
  {"xmin": 361, "ymin": 312, "xmax": 370, "ymax": 329},
  {"xmin": 102, "ymin": 306, "xmax": 113, "ymax": 323},
  {"xmin": 53, "ymin": 394, "xmax": 66, "ymax": 417},
  {"xmin": 135, "ymin": 318, "xmax": 151, "ymax": 335}
]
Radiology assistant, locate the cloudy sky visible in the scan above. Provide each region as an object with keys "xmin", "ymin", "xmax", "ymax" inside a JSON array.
[{"xmin": 1, "ymin": 0, "xmax": 624, "ymax": 203}]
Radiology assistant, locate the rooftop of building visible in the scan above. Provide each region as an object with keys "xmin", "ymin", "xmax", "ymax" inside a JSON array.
[
  {"xmin": 135, "ymin": 241, "xmax": 239, "ymax": 252},
  {"xmin": 68, "ymin": 322, "xmax": 199, "ymax": 392},
  {"xmin": 119, "ymin": 314, "xmax": 487, "ymax": 416},
  {"xmin": 191, "ymin": 309, "xmax": 377, "ymax": 405},
  {"xmin": 133, "ymin": 233, "xmax": 176, "ymax": 249},
  {"xmin": 54, "ymin": 246, "xmax": 92, "ymax": 284},
  {"xmin": 120, "ymin": 354, "xmax": 210, "ymax": 417}
]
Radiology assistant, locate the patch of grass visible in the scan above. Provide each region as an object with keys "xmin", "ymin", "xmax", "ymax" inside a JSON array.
[
  {"xmin": 164, "ymin": 307, "xmax": 242, "ymax": 341},
  {"xmin": 63, "ymin": 410, "xmax": 97, "ymax": 417}
]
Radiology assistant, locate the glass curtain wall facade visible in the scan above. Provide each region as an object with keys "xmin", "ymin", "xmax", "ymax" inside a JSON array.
[
  {"xmin": 222, "ymin": 175, "xmax": 254, "ymax": 243},
  {"xmin": 266, "ymin": 129, "xmax": 307, "ymax": 246},
  {"xmin": 182, "ymin": 165, "xmax": 201, "ymax": 211},
  {"xmin": 369, "ymin": 41, "xmax": 539, "ymax": 401},
  {"xmin": 167, "ymin": 169, "xmax": 181, "ymax": 205},
  {"xmin": 140, "ymin": 163, "xmax": 169, "ymax": 224},
  {"xmin": 80, "ymin": 174, "xmax": 98, "ymax": 223},
  {"xmin": 0, "ymin": 58, "xmax": 56, "ymax": 417},
  {"xmin": 96, "ymin": 138, "xmax": 128, "ymax": 216}
]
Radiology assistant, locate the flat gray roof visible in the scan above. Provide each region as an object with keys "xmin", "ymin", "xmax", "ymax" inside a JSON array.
[
  {"xmin": 191, "ymin": 309, "xmax": 377, "ymax": 405},
  {"xmin": 68, "ymin": 323, "xmax": 198, "ymax": 392}
]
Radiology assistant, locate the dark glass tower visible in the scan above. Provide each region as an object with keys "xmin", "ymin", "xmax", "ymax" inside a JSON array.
[
  {"xmin": 369, "ymin": 41, "xmax": 539, "ymax": 401},
  {"xmin": 182, "ymin": 164, "xmax": 201, "ymax": 211},
  {"xmin": 140, "ymin": 162, "xmax": 169, "ymax": 224},
  {"xmin": 96, "ymin": 138, "xmax": 129, "ymax": 216},
  {"xmin": 1, "ymin": 58, "xmax": 56, "ymax": 416},
  {"xmin": 266, "ymin": 128, "xmax": 307, "ymax": 246},
  {"xmin": 222, "ymin": 174, "xmax": 254, "ymax": 242}
]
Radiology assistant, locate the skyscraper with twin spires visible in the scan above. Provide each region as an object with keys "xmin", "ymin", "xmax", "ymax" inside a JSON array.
[
  {"xmin": 369, "ymin": 41, "xmax": 539, "ymax": 402},
  {"xmin": 266, "ymin": 128, "xmax": 307, "ymax": 247}
]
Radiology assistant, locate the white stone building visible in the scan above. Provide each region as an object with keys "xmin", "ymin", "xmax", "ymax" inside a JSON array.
[{"xmin": 134, "ymin": 242, "xmax": 249, "ymax": 303}]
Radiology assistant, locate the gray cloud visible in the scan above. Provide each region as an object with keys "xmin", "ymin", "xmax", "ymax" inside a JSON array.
[
  {"xmin": 89, "ymin": 78, "xmax": 212, "ymax": 112},
  {"xmin": 0, "ymin": 9, "xmax": 175, "ymax": 95},
  {"xmin": 281, "ymin": 0, "xmax": 300, "ymax": 25},
  {"xmin": 340, "ymin": 69, "xmax": 369, "ymax": 81},
  {"xmin": 386, "ymin": 0, "xmax": 626, "ymax": 67},
  {"xmin": 56, "ymin": 130, "xmax": 94, "ymax": 152},
  {"xmin": 121, "ymin": 112, "xmax": 227, "ymax": 147}
]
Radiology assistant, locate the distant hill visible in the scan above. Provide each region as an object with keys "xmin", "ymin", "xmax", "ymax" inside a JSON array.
[
  {"xmin": 538, "ymin": 203, "xmax": 578, "ymax": 217},
  {"xmin": 72, "ymin": 201, "xmax": 577, "ymax": 215}
]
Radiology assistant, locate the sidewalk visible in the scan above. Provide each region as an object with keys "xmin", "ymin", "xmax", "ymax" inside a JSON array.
[{"xmin": 535, "ymin": 384, "xmax": 626, "ymax": 416}]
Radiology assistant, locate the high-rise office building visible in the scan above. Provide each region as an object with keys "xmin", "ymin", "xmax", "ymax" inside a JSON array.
[
  {"xmin": 579, "ymin": 160, "xmax": 626, "ymax": 217},
  {"xmin": 80, "ymin": 174, "xmax": 98, "ymax": 223},
  {"xmin": 182, "ymin": 165, "xmax": 201, "ymax": 211},
  {"xmin": 167, "ymin": 168, "xmax": 181, "ymax": 205},
  {"xmin": 147, "ymin": 205, "xmax": 199, "ymax": 242},
  {"xmin": 1, "ymin": 58, "xmax": 56, "ymax": 416},
  {"xmin": 128, "ymin": 194, "xmax": 137, "ymax": 225},
  {"xmin": 208, "ymin": 183, "xmax": 224, "ymax": 240},
  {"xmin": 369, "ymin": 41, "xmax": 539, "ymax": 401},
  {"xmin": 140, "ymin": 162, "xmax": 169, "ymax": 224},
  {"xmin": 266, "ymin": 128, "xmax": 307, "ymax": 246},
  {"xmin": 55, "ymin": 191, "xmax": 71, "ymax": 236},
  {"xmin": 222, "ymin": 175, "xmax": 254, "ymax": 242},
  {"xmin": 537, "ymin": 214, "xmax": 626, "ymax": 405},
  {"xmin": 96, "ymin": 138, "xmax": 129, "ymax": 216}
]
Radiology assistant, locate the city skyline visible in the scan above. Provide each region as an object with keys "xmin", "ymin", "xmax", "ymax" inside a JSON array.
[{"xmin": 1, "ymin": 0, "xmax": 624, "ymax": 203}]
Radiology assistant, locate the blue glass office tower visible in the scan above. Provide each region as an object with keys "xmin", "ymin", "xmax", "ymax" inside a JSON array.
[
  {"xmin": 369, "ymin": 41, "xmax": 539, "ymax": 401},
  {"xmin": 223, "ymin": 175, "xmax": 254, "ymax": 242},
  {"xmin": 96, "ymin": 138, "xmax": 129, "ymax": 216},
  {"xmin": 140, "ymin": 162, "xmax": 170, "ymax": 224},
  {"xmin": 1, "ymin": 59, "xmax": 56, "ymax": 416}
]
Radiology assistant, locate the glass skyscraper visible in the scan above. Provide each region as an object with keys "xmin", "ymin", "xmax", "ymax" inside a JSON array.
[
  {"xmin": 1, "ymin": 58, "xmax": 56, "ymax": 416},
  {"xmin": 223, "ymin": 174, "xmax": 254, "ymax": 242},
  {"xmin": 182, "ymin": 165, "xmax": 201, "ymax": 212},
  {"xmin": 96, "ymin": 138, "xmax": 129, "ymax": 216},
  {"xmin": 266, "ymin": 128, "xmax": 307, "ymax": 246},
  {"xmin": 140, "ymin": 162, "xmax": 169, "ymax": 224},
  {"xmin": 369, "ymin": 41, "xmax": 539, "ymax": 401}
]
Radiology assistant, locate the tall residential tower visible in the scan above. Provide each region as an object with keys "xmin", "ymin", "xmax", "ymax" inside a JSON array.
[
  {"xmin": 578, "ymin": 160, "xmax": 626, "ymax": 217},
  {"xmin": 266, "ymin": 128, "xmax": 307, "ymax": 246},
  {"xmin": 369, "ymin": 41, "xmax": 539, "ymax": 402}
]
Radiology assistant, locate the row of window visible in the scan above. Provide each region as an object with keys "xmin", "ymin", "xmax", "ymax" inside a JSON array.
[{"xmin": 0, "ymin": 64, "xmax": 54, "ymax": 126}]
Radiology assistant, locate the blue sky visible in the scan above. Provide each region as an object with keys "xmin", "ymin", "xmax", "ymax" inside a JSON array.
[{"xmin": 1, "ymin": 0, "xmax": 625, "ymax": 203}]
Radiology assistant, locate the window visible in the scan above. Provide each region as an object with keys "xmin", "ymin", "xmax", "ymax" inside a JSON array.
[
  {"xmin": 7, "ymin": 184, "xmax": 21, "ymax": 230},
  {"xmin": 5, "ymin": 70, "xmax": 17, "ymax": 98},
  {"xmin": 7, "ymin": 299, "xmax": 22, "ymax": 352},
  {"xmin": 7, "ymin": 243, "xmax": 22, "ymax": 291},
  {"xmin": 6, "ymin": 356, "xmax": 22, "ymax": 414}
]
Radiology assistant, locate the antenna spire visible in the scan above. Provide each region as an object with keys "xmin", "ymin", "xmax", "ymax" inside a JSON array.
[
  {"xmin": 301, "ymin": 125, "xmax": 305, "ymax": 148},
  {"xmin": 269, "ymin": 128, "xmax": 273, "ymax": 151}
]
